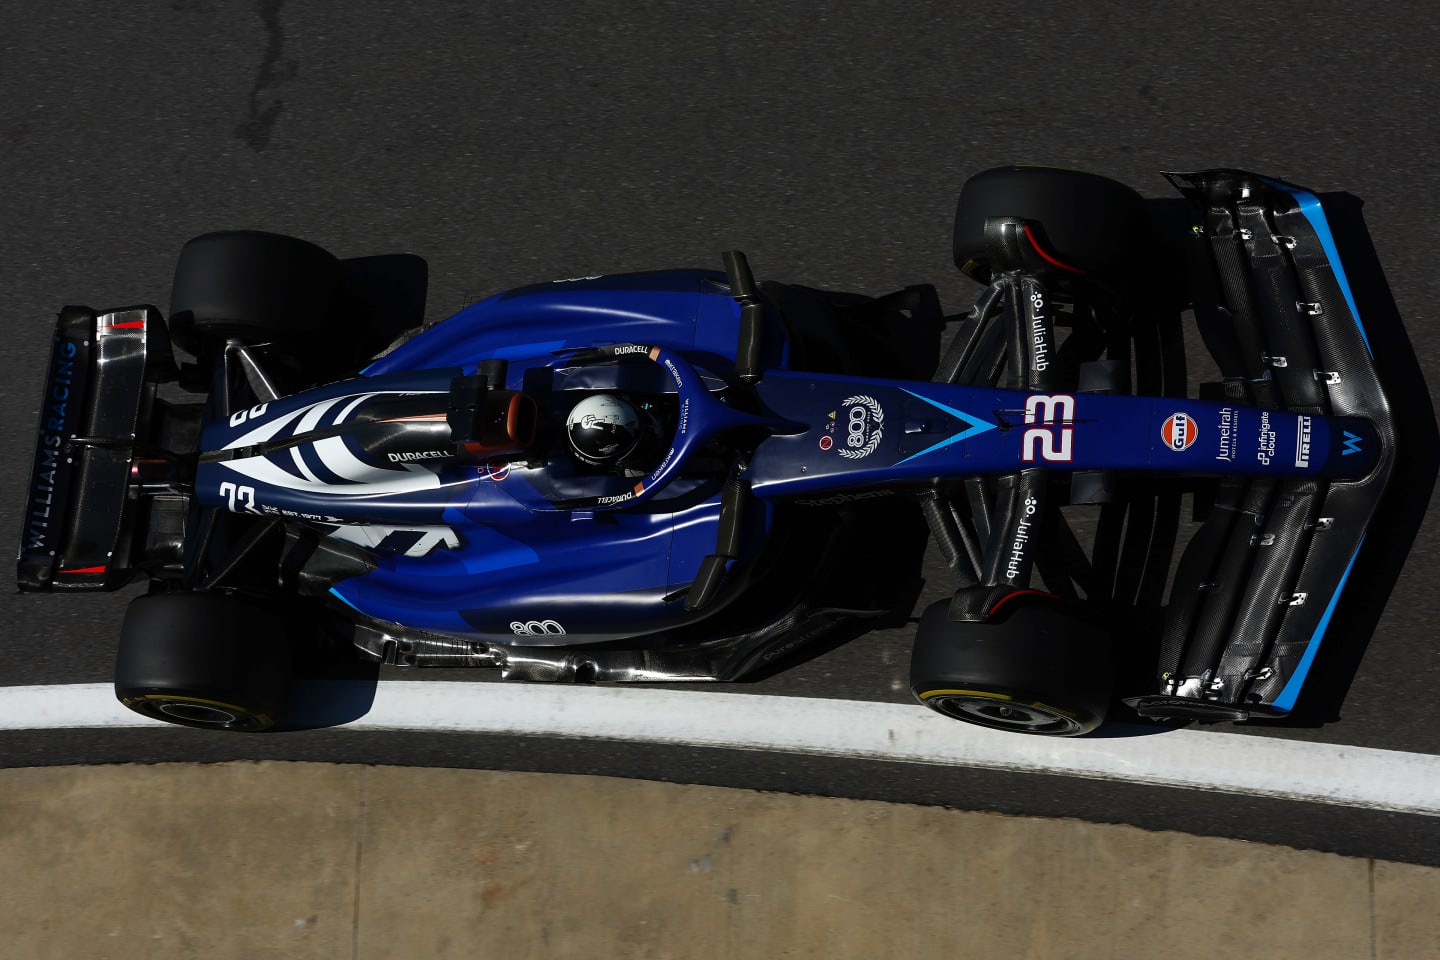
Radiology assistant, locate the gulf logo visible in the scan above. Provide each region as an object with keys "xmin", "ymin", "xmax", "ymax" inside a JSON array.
[{"xmin": 1161, "ymin": 412, "xmax": 1198, "ymax": 452}]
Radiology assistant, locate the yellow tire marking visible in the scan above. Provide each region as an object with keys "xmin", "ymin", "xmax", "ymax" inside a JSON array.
[
  {"xmin": 918, "ymin": 688, "xmax": 1012, "ymax": 702},
  {"xmin": 918, "ymin": 689, "xmax": 1079, "ymax": 721},
  {"xmin": 123, "ymin": 694, "xmax": 270, "ymax": 725}
]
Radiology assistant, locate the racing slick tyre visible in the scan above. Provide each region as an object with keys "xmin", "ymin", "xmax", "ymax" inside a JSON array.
[
  {"xmin": 114, "ymin": 591, "xmax": 293, "ymax": 732},
  {"xmin": 909, "ymin": 594, "xmax": 1115, "ymax": 736},
  {"xmin": 952, "ymin": 166, "xmax": 1150, "ymax": 285},
  {"xmin": 168, "ymin": 230, "xmax": 341, "ymax": 356}
]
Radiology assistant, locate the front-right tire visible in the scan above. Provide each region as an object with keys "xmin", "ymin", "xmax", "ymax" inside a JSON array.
[
  {"xmin": 909, "ymin": 594, "xmax": 1115, "ymax": 736},
  {"xmin": 114, "ymin": 590, "xmax": 293, "ymax": 732}
]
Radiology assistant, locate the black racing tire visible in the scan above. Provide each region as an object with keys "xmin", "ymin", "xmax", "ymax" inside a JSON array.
[
  {"xmin": 168, "ymin": 230, "xmax": 341, "ymax": 355},
  {"xmin": 909, "ymin": 594, "xmax": 1115, "ymax": 736},
  {"xmin": 952, "ymin": 166, "xmax": 1150, "ymax": 284},
  {"xmin": 114, "ymin": 591, "xmax": 293, "ymax": 732}
]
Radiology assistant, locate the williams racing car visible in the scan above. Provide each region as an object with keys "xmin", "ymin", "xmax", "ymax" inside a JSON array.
[{"xmin": 18, "ymin": 167, "xmax": 1394, "ymax": 735}]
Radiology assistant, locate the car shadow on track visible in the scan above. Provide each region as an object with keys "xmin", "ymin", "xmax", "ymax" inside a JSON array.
[
  {"xmin": 338, "ymin": 252, "xmax": 431, "ymax": 358},
  {"xmin": 277, "ymin": 670, "xmax": 382, "ymax": 731}
]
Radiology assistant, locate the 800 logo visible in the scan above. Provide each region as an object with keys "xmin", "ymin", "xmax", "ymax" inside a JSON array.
[
  {"xmin": 820, "ymin": 395, "xmax": 885, "ymax": 459},
  {"xmin": 510, "ymin": 619, "xmax": 566, "ymax": 637}
]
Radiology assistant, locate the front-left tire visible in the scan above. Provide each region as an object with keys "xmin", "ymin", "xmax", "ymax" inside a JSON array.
[
  {"xmin": 951, "ymin": 165, "xmax": 1151, "ymax": 286},
  {"xmin": 114, "ymin": 590, "xmax": 293, "ymax": 732}
]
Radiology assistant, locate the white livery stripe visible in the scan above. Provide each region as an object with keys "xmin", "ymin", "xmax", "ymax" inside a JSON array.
[
  {"xmin": 296, "ymin": 396, "xmax": 344, "ymax": 434},
  {"xmin": 224, "ymin": 404, "xmax": 310, "ymax": 448},
  {"xmin": 334, "ymin": 392, "xmax": 375, "ymax": 423},
  {"xmin": 1, "ymin": 683, "xmax": 1437, "ymax": 817},
  {"xmin": 291, "ymin": 446, "xmax": 321, "ymax": 484}
]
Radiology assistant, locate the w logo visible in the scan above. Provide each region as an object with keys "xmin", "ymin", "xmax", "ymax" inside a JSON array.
[{"xmin": 1342, "ymin": 431, "xmax": 1363, "ymax": 456}]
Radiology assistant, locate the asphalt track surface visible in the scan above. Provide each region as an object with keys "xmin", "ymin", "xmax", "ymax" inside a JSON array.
[{"xmin": 2, "ymin": 3, "xmax": 1439, "ymax": 863}]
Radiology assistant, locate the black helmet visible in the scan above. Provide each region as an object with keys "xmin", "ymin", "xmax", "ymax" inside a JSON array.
[{"xmin": 566, "ymin": 394, "xmax": 646, "ymax": 466}]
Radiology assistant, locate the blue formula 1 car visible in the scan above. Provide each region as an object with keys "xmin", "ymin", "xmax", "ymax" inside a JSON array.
[{"xmin": 18, "ymin": 167, "xmax": 1394, "ymax": 735}]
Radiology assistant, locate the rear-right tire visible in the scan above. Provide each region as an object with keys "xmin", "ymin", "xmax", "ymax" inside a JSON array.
[
  {"xmin": 909, "ymin": 594, "xmax": 1115, "ymax": 736},
  {"xmin": 167, "ymin": 230, "xmax": 341, "ymax": 356},
  {"xmin": 114, "ymin": 590, "xmax": 293, "ymax": 732}
]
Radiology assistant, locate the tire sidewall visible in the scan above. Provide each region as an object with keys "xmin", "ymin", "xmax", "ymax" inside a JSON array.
[
  {"xmin": 909, "ymin": 595, "xmax": 1115, "ymax": 735},
  {"xmin": 114, "ymin": 591, "xmax": 293, "ymax": 732},
  {"xmin": 952, "ymin": 166, "xmax": 1151, "ymax": 283},
  {"xmin": 167, "ymin": 230, "xmax": 341, "ymax": 357}
]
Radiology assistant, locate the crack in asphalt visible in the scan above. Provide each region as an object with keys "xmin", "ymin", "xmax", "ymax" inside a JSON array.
[{"xmin": 234, "ymin": 0, "xmax": 288, "ymax": 151}]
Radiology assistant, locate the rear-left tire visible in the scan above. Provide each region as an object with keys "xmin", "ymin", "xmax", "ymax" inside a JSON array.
[{"xmin": 114, "ymin": 591, "xmax": 292, "ymax": 732}]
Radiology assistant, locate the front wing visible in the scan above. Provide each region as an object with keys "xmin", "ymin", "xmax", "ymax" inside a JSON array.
[{"xmin": 1127, "ymin": 170, "xmax": 1394, "ymax": 719}]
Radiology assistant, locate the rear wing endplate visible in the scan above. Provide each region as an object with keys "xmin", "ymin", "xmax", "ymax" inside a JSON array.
[{"xmin": 17, "ymin": 305, "xmax": 160, "ymax": 591}]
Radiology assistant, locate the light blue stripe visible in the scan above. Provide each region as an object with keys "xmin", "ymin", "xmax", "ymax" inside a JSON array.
[
  {"xmin": 328, "ymin": 586, "xmax": 364, "ymax": 614},
  {"xmin": 897, "ymin": 432, "xmax": 970, "ymax": 464},
  {"xmin": 1260, "ymin": 177, "xmax": 1370, "ymax": 356},
  {"xmin": 895, "ymin": 389, "xmax": 998, "ymax": 465},
  {"xmin": 1271, "ymin": 534, "xmax": 1365, "ymax": 712}
]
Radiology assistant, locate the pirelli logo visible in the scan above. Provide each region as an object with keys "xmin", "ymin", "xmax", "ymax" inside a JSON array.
[{"xmin": 1295, "ymin": 415, "xmax": 1312, "ymax": 468}]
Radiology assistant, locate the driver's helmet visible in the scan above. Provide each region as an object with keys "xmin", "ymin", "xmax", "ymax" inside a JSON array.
[{"xmin": 566, "ymin": 393, "xmax": 647, "ymax": 467}]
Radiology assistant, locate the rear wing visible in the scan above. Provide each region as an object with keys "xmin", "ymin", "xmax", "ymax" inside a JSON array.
[
  {"xmin": 1127, "ymin": 171, "xmax": 1395, "ymax": 720},
  {"xmin": 17, "ymin": 305, "xmax": 164, "ymax": 591}
]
